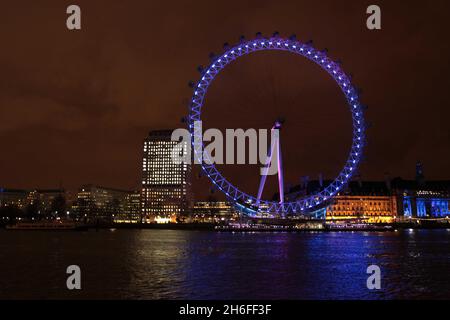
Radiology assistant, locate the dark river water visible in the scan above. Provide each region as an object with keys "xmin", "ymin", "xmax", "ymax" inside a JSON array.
[{"xmin": 0, "ymin": 229, "xmax": 449, "ymax": 300}]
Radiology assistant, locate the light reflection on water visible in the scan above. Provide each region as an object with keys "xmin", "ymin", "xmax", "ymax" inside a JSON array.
[{"xmin": 0, "ymin": 229, "xmax": 448, "ymax": 299}]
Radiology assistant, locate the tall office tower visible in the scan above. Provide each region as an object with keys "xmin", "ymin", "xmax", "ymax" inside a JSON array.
[{"xmin": 141, "ymin": 130, "xmax": 191, "ymax": 222}]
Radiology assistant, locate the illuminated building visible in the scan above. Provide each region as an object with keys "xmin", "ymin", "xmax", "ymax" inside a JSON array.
[
  {"xmin": 285, "ymin": 179, "xmax": 397, "ymax": 223},
  {"xmin": 73, "ymin": 185, "xmax": 129, "ymax": 222},
  {"xmin": 114, "ymin": 191, "xmax": 142, "ymax": 223},
  {"xmin": 282, "ymin": 163, "xmax": 450, "ymax": 222},
  {"xmin": 26, "ymin": 189, "xmax": 65, "ymax": 214},
  {"xmin": 391, "ymin": 163, "xmax": 450, "ymax": 218},
  {"xmin": 0, "ymin": 188, "xmax": 28, "ymax": 209},
  {"xmin": 392, "ymin": 181, "xmax": 450, "ymax": 218},
  {"xmin": 141, "ymin": 130, "xmax": 191, "ymax": 222},
  {"xmin": 0, "ymin": 188, "xmax": 66, "ymax": 218},
  {"xmin": 192, "ymin": 201, "xmax": 239, "ymax": 222},
  {"xmin": 321, "ymin": 181, "xmax": 396, "ymax": 223}
]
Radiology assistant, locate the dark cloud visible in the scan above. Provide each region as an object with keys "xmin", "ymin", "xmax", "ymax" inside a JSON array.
[{"xmin": 0, "ymin": 0, "xmax": 449, "ymax": 200}]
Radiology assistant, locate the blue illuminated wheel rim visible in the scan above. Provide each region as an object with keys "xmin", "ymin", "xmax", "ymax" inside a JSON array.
[{"xmin": 188, "ymin": 36, "xmax": 365, "ymax": 215}]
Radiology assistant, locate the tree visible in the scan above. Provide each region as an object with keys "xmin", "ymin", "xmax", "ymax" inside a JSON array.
[
  {"xmin": 50, "ymin": 194, "xmax": 66, "ymax": 218},
  {"xmin": 0, "ymin": 205, "xmax": 23, "ymax": 223},
  {"xmin": 25, "ymin": 200, "xmax": 41, "ymax": 219},
  {"xmin": 107, "ymin": 198, "xmax": 122, "ymax": 223}
]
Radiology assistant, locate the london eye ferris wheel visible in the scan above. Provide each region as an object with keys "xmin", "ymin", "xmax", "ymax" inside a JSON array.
[{"xmin": 187, "ymin": 33, "xmax": 366, "ymax": 217}]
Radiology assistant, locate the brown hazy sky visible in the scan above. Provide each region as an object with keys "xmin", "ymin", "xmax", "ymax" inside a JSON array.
[{"xmin": 0, "ymin": 1, "xmax": 449, "ymax": 200}]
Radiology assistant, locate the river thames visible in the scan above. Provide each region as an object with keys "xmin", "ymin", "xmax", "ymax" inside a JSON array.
[{"xmin": 0, "ymin": 229, "xmax": 449, "ymax": 299}]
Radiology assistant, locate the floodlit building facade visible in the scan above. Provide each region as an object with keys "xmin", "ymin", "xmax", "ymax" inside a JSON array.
[{"xmin": 285, "ymin": 179, "xmax": 397, "ymax": 223}]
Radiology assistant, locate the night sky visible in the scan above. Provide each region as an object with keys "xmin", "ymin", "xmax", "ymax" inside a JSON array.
[{"xmin": 1, "ymin": 1, "xmax": 449, "ymax": 200}]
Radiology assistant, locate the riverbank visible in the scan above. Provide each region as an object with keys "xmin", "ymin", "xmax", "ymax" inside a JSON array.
[
  {"xmin": 112, "ymin": 222, "xmax": 216, "ymax": 230},
  {"xmin": 114, "ymin": 220, "xmax": 450, "ymax": 232},
  {"xmin": 2, "ymin": 220, "xmax": 449, "ymax": 232}
]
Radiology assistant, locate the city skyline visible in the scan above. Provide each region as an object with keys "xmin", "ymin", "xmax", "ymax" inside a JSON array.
[
  {"xmin": 0, "ymin": 1, "xmax": 449, "ymax": 195},
  {"xmin": 0, "ymin": 131, "xmax": 446, "ymax": 198},
  {"xmin": 2, "ymin": 164, "xmax": 449, "ymax": 222}
]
